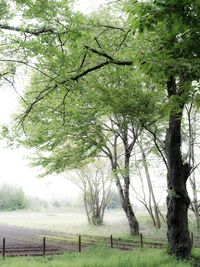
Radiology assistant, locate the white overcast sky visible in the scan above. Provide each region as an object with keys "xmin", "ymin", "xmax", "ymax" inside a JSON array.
[{"xmin": 0, "ymin": 0, "xmax": 108, "ymax": 201}]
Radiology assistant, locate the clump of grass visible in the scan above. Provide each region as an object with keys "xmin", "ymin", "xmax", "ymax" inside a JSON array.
[{"xmin": 0, "ymin": 247, "xmax": 199, "ymax": 267}]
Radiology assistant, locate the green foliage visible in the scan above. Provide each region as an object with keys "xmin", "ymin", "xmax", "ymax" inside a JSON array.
[
  {"xmin": 0, "ymin": 184, "xmax": 29, "ymax": 211},
  {"xmin": 11, "ymin": 67, "xmax": 162, "ymax": 176},
  {"xmin": 125, "ymin": 0, "xmax": 200, "ymax": 81},
  {"xmin": 0, "ymin": 0, "xmax": 14, "ymax": 22}
]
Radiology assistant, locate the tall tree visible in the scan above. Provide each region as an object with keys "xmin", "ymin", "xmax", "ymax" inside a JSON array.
[
  {"xmin": 1, "ymin": 0, "xmax": 199, "ymax": 257},
  {"xmin": 126, "ymin": 0, "xmax": 200, "ymax": 258},
  {"xmin": 138, "ymin": 138, "xmax": 162, "ymax": 229}
]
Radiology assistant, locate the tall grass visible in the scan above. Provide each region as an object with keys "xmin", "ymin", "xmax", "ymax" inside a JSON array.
[{"xmin": 0, "ymin": 247, "xmax": 199, "ymax": 267}]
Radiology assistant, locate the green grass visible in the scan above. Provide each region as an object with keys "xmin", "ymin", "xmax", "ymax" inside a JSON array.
[
  {"xmin": 0, "ymin": 247, "xmax": 199, "ymax": 267},
  {"xmin": 0, "ymin": 208, "xmax": 130, "ymax": 236},
  {"xmin": 0, "ymin": 208, "xmax": 168, "ymax": 241}
]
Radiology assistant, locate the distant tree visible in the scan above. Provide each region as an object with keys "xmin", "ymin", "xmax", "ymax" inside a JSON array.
[
  {"xmin": 73, "ymin": 161, "xmax": 112, "ymax": 225},
  {"xmin": 107, "ymin": 190, "xmax": 121, "ymax": 209},
  {"xmin": 28, "ymin": 196, "xmax": 49, "ymax": 210},
  {"xmin": 0, "ymin": 184, "xmax": 28, "ymax": 211}
]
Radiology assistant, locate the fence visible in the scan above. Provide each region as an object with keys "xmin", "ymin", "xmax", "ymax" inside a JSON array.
[{"xmin": 0, "ymin": 232, "xmax": 199, "ymax": 258}]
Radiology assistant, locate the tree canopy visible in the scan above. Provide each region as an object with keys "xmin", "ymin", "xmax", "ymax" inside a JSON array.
[{"xmin": 0, "ymin": 0, "xmax": 200, "ymax": 259}]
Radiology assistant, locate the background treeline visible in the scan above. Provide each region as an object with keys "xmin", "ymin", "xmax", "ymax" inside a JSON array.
[{"xmin": 0, "ymin": 184, "xmax": 121, "ymax": 211}]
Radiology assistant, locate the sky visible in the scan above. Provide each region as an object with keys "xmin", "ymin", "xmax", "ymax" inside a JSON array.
[{"xmin": 0, "ymin": 0, "xmax": 108, "ymax": 201}]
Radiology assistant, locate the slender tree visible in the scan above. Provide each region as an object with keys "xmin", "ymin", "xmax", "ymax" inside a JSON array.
[
  {"xmin": 184, "ymin": 102, "xmax": 200, "ymax": 235},
  {"xmin": 138, "ymin": 140, "xmax": 161, "ymax": 229},
  {"xmin": 69, "ymin": 161, "xmax": 112, "ymax": 225}
]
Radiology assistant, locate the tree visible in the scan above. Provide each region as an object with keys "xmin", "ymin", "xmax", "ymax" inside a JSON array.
[
  {"xmin": 69, "ymin": 161, "xmax": 112, "ymax": 225},
  {"xmin": 184, "ymin": 101, "xmax": 200, "ymax": 235},
  {"xmin": 8, "ymin": 65, "xmax": 161, "ymax": 235},
  {"xmin": 0, "ymin": 184, "xmax": 28, "ymax": 211},
  {"xmin": 1, "ymin": 0, "xmax": 199, "ymax": 258},
  {"xmin": 125, "ymin": 0, "xmax": 200, "ymax": 258},
  {"xmin": 131, "ymin": 137, "xmax": 162, "ymax": 229}
]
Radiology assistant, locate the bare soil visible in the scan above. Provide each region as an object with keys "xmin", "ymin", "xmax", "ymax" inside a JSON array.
[{"xmin": 0, "ymin": 224, "xmax": 166, "ymax": 257}]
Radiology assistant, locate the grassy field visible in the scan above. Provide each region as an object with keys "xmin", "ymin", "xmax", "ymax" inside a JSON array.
[
  {"xmin": 0, "ymin": 247, "xmax": 200, "ymax": 267},
  {"xmin": 0, "ymin": 208, "xmax": 168, "ymax": 240},
  {"xmin": 0, "ymin": 209, "xmax": 200, "ymax": 266},
  {"xmin": 0, "ymin": 208, "xmax": 129, "ymax": 236}
]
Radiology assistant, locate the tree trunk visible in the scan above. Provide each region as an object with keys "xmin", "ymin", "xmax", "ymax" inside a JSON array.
[
  {"xmin": 116, "ymin": 177, "xmax": 139, "ymax": 235},
  {"xmin": 165, "ymin": 76, "xmax": 191, "ymax": 258},
  {"xmin": 139, "ymin": 143, "xmax": 161, "ymax": 229},
  {"xmin": 106, "ymin": 122, "xmax": 139, "ymax": 235},
  {"xmin": 187, "ymin": 107, "xmax": 200, "ymax": 235},
  {"xmin": 83, "ymin": 192, "xmax": 91, "ymax": 224}
]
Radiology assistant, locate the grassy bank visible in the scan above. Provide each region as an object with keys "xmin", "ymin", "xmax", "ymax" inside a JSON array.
[{"xmin": 0, "ymin": 248, "xmax": 199, "ymax": 267}]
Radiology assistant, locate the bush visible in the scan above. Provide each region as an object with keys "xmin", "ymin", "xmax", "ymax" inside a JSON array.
[{"xmin": 0, "ymin": 184, "xmax": 29, "ymax": 211}]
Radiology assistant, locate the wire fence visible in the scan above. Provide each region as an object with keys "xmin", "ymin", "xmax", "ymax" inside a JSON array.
[{"xmin": 0, "ymin": 231, "xmax": 199, "ymax": 258}]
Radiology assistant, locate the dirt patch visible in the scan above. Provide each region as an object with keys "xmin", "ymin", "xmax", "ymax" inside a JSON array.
[{"xmin": 0, "ymin": 224, "xmax": 165, "ymax": 257}]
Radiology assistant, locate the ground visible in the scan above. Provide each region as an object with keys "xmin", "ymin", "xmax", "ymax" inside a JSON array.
[
  {"xmin": 0, "ymin": 208, "xmax": 199, "ymax": 266},
  {"xmin": 0, "ymin": 207, "xmax": 167, "ymax": 240},
  {"xmin": 0, "ymin": 208, "xmax": 167, "ymax": 256}
]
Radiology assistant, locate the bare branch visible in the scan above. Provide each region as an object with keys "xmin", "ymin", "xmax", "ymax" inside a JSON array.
[{"xmin": 84, "ymin": 45, "xmax": 114, "ymax": 61}]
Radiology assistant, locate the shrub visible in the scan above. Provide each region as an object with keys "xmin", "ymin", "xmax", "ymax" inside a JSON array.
[{"xmin": 0, "ymin": 184, "xmax": 29, "ymax": 211}]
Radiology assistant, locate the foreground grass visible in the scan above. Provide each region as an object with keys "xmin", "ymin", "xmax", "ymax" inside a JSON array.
[{"xmin": 0, "ymin": 248, "xmax": 200, "ymax": 267}]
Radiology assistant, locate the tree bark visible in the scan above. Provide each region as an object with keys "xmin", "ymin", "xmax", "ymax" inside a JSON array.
[
  {"xmin": 116, "ymin": 176, "xmax": 139, "ymax": 235},
  {"xmin": 165, "ymin": 76, "xmax": 191, "ymax": 258},
  {"xmin": 83, "ymin": 192, "xmax": 91, "ymax": 224},
  {"xmin": 105, "ymin": 120, "xmax": 139, "ymax": 235}
]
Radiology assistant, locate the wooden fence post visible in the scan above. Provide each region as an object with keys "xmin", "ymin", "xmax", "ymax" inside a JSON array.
[
  {"xmin": 43, "ymin": 237, "xmax": 46, "ymax": 256},
  {"xmin": 110, "ymin": 235, "xmax": 113, "ymax": 248},
  {"xmin": 140, "ymin": 233, "xmax": 143, "ymax": 248},
  {"xmin": 79, "ymin": 235, "xmax": 81, "ymax": 253},
  {"xmin": 2, "ymin": 238, "xmax": 5, "ymax": 259}
]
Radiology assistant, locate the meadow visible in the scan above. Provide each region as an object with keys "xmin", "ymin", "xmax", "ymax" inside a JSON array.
[
  {"xmin": 0, "ymin": 247, "xmax": 199, "ymax": 267},
  {"xmin": 0, "ymin": 207, "xmax": 168, "ymax": 240},
  {"xmin": 0, "ymin": 208, "xmax": 199, "ymax": 266}
]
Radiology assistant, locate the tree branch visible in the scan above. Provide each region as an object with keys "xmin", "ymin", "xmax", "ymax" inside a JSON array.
[{"xmin": 0, "ymin": 24, "xmax": 55, "ymax": 36}]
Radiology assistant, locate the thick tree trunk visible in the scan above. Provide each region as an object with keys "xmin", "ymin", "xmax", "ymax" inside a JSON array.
[{"xmin": 165, "ymin": 76, "xmax": 191, "ymax": 258}]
